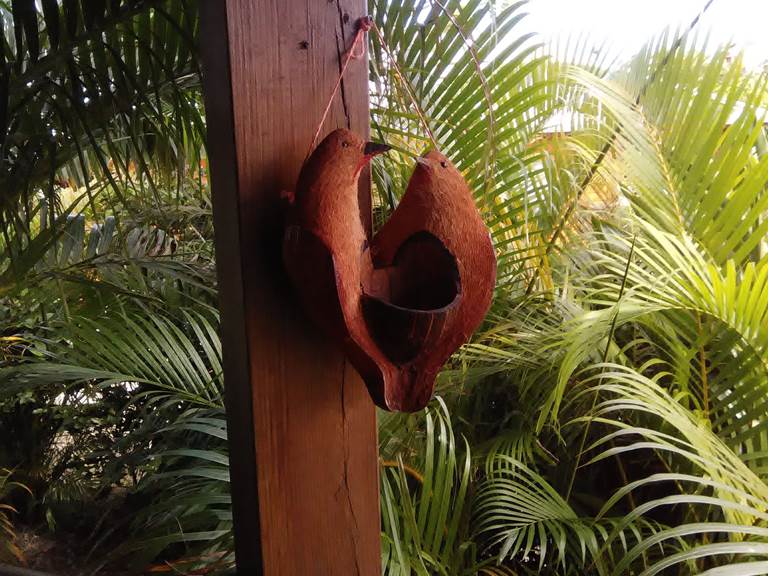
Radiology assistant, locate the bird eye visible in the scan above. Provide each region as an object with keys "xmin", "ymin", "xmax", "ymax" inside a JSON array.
[
  {"xmin": 341, "ymin": 141, "xmax": 350, "ymax": 148},
  {"xmin": 440, "ymin": 161, "xmax": 448, "ymax": 168}
]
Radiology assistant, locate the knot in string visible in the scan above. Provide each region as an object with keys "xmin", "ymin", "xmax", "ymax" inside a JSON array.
[
  {"xmin": 358, "ymin": 15, "xmax": 373, "ymax": 33},
  {"xmin": 349, "ymin": 16, "xmax": 373, "ymax": 59}
]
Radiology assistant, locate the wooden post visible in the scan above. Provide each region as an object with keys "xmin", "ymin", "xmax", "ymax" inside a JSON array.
[{"xmin": 199, "ymin": 1, "xmax": 380, "ymax": 574}]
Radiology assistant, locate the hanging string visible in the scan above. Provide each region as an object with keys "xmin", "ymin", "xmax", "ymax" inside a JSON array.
[
  {"xmin": 369, "ymin": 21, "xmax": 439, "ymax": 151},
  {"xmin": 306, "ymin": 16, "xmax": 440, "ymax": 161},
  {"xmin": 307, "ymin": 17, "xmax": 373, "ymax": 160}
]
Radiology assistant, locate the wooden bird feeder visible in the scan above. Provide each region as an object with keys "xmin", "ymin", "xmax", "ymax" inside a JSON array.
[{"xmin": 283, "ymin": 130, "xmax": 495, "ymax": 413}]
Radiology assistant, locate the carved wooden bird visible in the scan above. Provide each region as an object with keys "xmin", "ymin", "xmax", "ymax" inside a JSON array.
[
  {"xmin": 284, "ymin": 133, "xmax": 495, "ymax": 413},
  {"xmin": 364, "ymin": 150, "xmax": 497, "ymax": 411},
  {"xmin": 282, "ymin": 129, "xmax": 393, "ymax": 407}
]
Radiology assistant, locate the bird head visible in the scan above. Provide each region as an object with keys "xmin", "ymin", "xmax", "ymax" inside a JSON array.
[
  {"xmin": 300, "ymin": 129, "xmax": 390, "ymax": 188},
  {"xmin": 411, "ymin": 150, "xmax": 470, "ymax": 198}
]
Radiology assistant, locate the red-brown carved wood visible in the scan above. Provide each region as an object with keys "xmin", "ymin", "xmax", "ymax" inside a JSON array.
[
  {"xmin": 284, "ymin": 132, "xmax": 496, "ymax": 413},
  {"xmin": 369, "ymin": 150, "xmax": 497, "ymax": 410}
]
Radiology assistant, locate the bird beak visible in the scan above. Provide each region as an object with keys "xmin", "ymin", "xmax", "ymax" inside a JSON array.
[
  {"xmin": 414, "ymin": 156, "xmax": 431, "ymax": 167},
  {"xmin": 364, "ymin": 141, "xmax": 391, "ymax": 158}
]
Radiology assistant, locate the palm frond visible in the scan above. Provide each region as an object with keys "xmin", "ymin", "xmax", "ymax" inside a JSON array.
[
  {"xmin": 578, "ymin": 364, "xmax": 768, "ymax": 574},
  {"xmin": 0, "ymin": 0, "xmax": 203, "ymax": 227},
  {"xmin": 381, "ymin": 398, "xmax": 474, "ymax": 575}
]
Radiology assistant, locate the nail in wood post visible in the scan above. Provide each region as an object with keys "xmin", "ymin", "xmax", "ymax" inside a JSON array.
[{"xmin": 200, "ymin": 1, "xmax": 380, "ymax": 573}]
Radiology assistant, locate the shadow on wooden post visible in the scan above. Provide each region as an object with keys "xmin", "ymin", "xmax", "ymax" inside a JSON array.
[{"xmin": 0, "ymin": 565, "xmax": 57, "ymax": 576}]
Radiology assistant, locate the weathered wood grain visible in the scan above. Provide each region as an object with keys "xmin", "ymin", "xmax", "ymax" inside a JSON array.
[{"xmin": 200, "ymin": 1, "xmax": 380, "ymax": 573}]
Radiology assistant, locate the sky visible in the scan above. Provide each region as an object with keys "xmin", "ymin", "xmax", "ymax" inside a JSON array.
[{"xmin": 522, "ymin": 0, "xmax": 768, "ymax": 69}]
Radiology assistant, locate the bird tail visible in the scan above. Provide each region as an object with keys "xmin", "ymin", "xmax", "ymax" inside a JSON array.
[
  {"xmin": 383, "ymin": 366, "xmax": 439, "ymax": 412},
  {"xmin": 343, "ymin": 334, "xmax": 442, "ymax": 413}
]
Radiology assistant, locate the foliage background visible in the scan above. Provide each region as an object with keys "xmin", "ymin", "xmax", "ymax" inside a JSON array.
[{"xmin": 2, "ymin": 0, "xmax": 768, "ymax": 574}]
